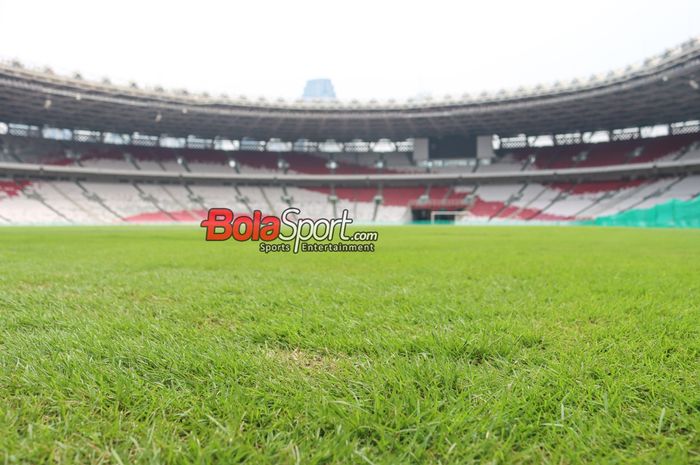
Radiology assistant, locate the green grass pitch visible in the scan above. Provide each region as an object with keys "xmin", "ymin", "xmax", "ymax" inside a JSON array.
[{"xmin": 0, "ymin": 226, "xmax": 698, "ymax": 464}]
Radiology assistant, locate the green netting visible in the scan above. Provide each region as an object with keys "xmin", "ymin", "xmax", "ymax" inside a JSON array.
[{"xmin": 581, "ymin": 195, "xmax": 700, "ymax": 228}]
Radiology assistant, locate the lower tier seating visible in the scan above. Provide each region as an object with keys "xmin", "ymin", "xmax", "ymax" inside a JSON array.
[{"xmin": 1, "ymin": 176, "xmax": 698, "ymax": 225}]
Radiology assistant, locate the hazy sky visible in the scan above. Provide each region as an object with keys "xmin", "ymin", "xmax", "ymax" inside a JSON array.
[{"xmin": 0, "ymin": 0, "xmax": 698, "ymax": 100}]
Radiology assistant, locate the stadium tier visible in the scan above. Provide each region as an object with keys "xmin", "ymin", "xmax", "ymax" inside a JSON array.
[{"xmin": 1, "ymin": 132, "xmax": 699, "ymax": 225}]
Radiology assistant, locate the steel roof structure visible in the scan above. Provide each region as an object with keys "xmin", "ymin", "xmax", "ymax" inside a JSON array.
[{"xmin": 0, "ymin": 38, "xmax": 699, "ymax": 141}]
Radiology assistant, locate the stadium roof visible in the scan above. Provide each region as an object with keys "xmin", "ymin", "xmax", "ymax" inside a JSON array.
[{"xmin": 0, "ymin": 38, "xmax": 699, "ymax": 141}]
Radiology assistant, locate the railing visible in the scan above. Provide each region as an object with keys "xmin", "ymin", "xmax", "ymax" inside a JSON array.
[
  {"xmin": 408, "ymin": 199, "xmax": 470, "ymax": 209},
  {"xmin": 1, "ymin": 159, "xmax": 699, "ymax": 187}
]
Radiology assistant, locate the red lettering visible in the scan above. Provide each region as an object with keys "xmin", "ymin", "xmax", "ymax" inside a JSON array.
[
  {"xmin": 252, "ymin": 210, "xmax": 262, "ymax": 241},
  {"xmin": 200, "ymin": 208, "xmax": 234, "ymax": 241},
  {"xmin": 260, "ymin": 216, "xmax": 281, "ymax": 241},
  {"xmin": 201, "ymin": 209, "xmax": 282, "ymax": 242},
  {"xmin": 233, "ymin": 216, "xmax": 253, "ymax": 241}
]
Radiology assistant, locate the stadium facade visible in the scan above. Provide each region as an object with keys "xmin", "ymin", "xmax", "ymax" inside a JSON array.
[{"xmin": 0, "ymin": 38, "xmax": 699, "ymax": 225}]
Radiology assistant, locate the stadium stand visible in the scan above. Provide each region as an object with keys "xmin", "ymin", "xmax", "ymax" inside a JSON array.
[
  {"xmin": 1, "ymin": 131, "xmax": 699, "ymax": 225},
  {"xmin": 1, "ymin": 37, "xmax": 699, "ymax": 225}
]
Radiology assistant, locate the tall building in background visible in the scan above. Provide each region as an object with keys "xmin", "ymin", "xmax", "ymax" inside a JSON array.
[{"xmin": 302, "ymin": 79, "xmax": 336, "ymax": 100}]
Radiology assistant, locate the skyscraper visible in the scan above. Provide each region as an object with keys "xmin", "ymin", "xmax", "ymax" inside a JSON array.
[{"xmin": 302, "ymin": 79, "xmax": 336, "ymax": 100}]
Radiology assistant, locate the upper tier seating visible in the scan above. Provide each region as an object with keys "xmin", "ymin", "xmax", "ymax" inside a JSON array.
[{"xmin": 507, "ymin": 133, "xmax": 700, "ymax": 170}]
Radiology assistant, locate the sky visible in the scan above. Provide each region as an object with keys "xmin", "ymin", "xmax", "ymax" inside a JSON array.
[{"xmin": 0, "ymin": 0, "xmax": 698, "ymax": 101}]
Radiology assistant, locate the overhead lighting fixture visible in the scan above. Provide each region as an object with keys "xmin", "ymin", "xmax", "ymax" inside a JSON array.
[
  {"xmin": 155, "ymin": 112, "xmax": 162, "ymax": 123},
  {"xmin": 689, "ymin": 79, "xmax": 699, "ymax": 90},
  {"xmin": 43, "ymin": 98, "xmax": 52, "ymax": 110}
]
